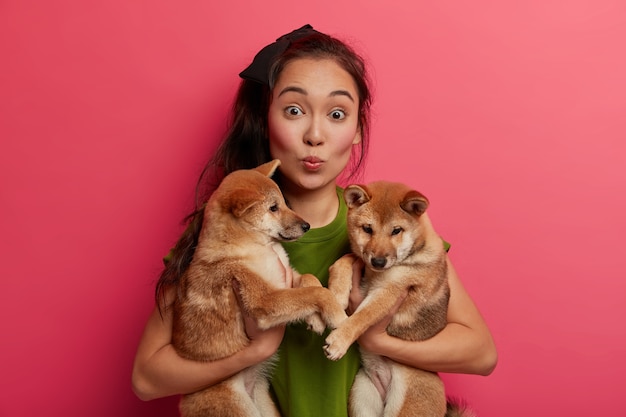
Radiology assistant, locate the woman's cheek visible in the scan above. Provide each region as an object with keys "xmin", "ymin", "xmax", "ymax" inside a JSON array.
[
  {"xmin": 335, "ymin": 128, "xmax": 360, "ymax": 155},
  {"xmin": 268, "ymin": 116, "xmax": 300, "ymax": 151}
]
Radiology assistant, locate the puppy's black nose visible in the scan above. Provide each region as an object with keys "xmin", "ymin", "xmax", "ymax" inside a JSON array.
[
  {"xmin": 301, "ymin": 222, "xmax": 310, "ymax": 233},
  {"xmin": 371, "ymin": 257, "xmax": 387, "ymax": 268}
]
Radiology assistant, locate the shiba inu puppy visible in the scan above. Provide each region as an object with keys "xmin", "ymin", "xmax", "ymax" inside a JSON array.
[
  {"xmin": 324, "ymin": 181, "xmax": 472, "ymax": 417},
  {"xmin": 172, "ymin": 159, "xmax": 348, "ymax": 417}
]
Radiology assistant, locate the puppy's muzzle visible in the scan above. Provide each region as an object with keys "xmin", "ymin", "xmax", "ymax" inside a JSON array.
[{"xmin": 371, "ymin": 257, "xmax": 387, "ymax": 269}]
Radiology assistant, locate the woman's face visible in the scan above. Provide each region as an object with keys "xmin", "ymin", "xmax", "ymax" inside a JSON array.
[{"xmin": 268, "ymin": 58, "xmax": 361, "ymax": 196}]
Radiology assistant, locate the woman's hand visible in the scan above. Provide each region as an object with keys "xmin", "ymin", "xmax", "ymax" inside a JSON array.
[
  {"xmin": 132, "ymin": 266, "xmax": 287, "ymax": 402},
  {"xmin": 345, "ymin": 257, "xmax": 408, "ymax": 352},
  {"xmin": 355, "ymin": 290, "xmax": 407, "ymax": 354},
  {"xmin": 132, "ymin": 293, "xmax": 273, "ymax": 401},
  {"xmin": 358, "ymin": 257, "xmax": 497, "ymax": 375},
  {"xmin": 232, "ymin": 278, "xmax": 285, "ymax": 361},
  {"xmin": 232, "ymin": 251, "xmax": 290, "ymax": 359},
  {"xmin": 346, "ymin": 257, "xmax": 365, "ymax": 315}
]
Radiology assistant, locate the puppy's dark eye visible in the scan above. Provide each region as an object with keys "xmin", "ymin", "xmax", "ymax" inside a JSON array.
[
  {"xmin": 362, "ymin": 225, "xmax": 373, "ymax": 234},
  {"xmin": 391, "ymin": 227, "xmax": 402, "ymax": 236},
  {"xmin": 270, "ymin": 204, "xmax": 279, "ymax": 212}
]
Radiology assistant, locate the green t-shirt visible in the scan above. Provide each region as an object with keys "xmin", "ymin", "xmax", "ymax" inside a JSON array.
[{"xmin": 271, "ymin": 187, "xmax": 360, "ymax": 417}]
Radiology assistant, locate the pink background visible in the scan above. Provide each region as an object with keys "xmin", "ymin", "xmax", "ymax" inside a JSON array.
[{"xmin": 2, "ymin": 1, "xmax": 625, "ymax": 416}]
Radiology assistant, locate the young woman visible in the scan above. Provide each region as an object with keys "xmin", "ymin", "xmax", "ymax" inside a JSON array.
[{"xmin": 132, "ymin": 25, "xmax": 497, "ymax": 417}]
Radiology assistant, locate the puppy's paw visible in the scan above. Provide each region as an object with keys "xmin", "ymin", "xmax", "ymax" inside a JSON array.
[
  {"xmin": 323, "ymin": 329, "xmax": 351, "ymax": 361},
  {"xmin": 305, "ymin": 313, "xmax": 326, "ymax": 335}
]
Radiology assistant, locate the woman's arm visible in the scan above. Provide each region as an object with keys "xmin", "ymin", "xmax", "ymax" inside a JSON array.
[
  {"xmin": 131, "ymin": 288, "xmax": 285, "ymax": 401},
  {"xmin": 353, "ymin": 257, "xmax": 498, "ymax": 376}
]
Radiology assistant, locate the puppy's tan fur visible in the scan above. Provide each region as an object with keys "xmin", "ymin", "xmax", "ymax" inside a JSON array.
[
  {"xmin": 325, "ymin": 181, "xmax": 471, "ymax": 417},
  {"xmin": 172, "ymin": 160, "xmax": 347, "ymax": 417}
]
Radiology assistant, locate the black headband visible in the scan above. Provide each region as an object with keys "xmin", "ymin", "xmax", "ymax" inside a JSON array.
[{"xmin": 239, "ymin": 24, "xmax": 321, "ymax": 85}]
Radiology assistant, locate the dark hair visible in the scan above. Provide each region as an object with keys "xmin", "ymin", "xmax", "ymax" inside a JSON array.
[{"xmin": 155, "ymin": 30, "xmax": 372, "ymax": 310}]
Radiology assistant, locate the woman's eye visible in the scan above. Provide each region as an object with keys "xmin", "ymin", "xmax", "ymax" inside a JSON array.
[
  {"xmin": 286, "ymin": 106, "xmax": 303, "ymax": 116},
  {"xmin": 329, "ymin": 109, "xmax": 346, "ymax": 120}
]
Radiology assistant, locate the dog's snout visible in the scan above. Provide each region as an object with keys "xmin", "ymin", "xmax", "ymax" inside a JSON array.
[
  {"xmin": 301, "ymin": 222, "xmax": 311, "ymax": 233},
  {"xmin": 371, "ymin": 257, "xmax": 387, "ymax": 268}
]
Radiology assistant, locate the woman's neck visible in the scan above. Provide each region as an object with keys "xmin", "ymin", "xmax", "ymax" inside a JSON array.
[{"xmin": 282, "ymin": 184, "xmax": 339, "ymax": 229}]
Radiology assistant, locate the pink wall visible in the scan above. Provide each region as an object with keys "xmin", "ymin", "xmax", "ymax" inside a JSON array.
[{"xmin": 2, "ymin": 1, "xmax": 625, "ymax": 416}]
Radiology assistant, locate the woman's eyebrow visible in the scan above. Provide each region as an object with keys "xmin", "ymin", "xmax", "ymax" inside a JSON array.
[
  {"xmin": 278, "ymin": 86, "xmax": 307, "ymax": 97},
  {"xmin": 330, "ymin": 90, "xmax": 355, "ymax": 102},
  {"xmin": 277, "ymin": 86, "xmax": 355, "ymax": 102}
]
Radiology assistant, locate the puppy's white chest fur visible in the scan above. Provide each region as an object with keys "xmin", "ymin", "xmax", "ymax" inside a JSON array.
[{"xmin": 242, "ymin": 243, "xmax": 291, "ymax": 289}]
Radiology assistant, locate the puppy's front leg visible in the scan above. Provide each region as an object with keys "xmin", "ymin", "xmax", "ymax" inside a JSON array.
[
  {"xmin": 296, "ymin": 272, "xmax": 322, "ymax": 288},
  {"xmin": 328, "ymin": 254, "xmax": 358, "ymax": 310},
  {"xmin": 297, "ymin": 273, "xmax": 327, "ymax": 334},
  {"xmin": 242, "ymin": 270, "xmax": 346, "ymax": 332},
  {"xmin": 324, "ymin": 287, "xmax": 400, "ymax": 361}
]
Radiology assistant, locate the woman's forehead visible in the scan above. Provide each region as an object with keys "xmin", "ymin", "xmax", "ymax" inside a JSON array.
[{"xmin": 273, "ymin": 58, "xmax": 359, "ymax": 100}]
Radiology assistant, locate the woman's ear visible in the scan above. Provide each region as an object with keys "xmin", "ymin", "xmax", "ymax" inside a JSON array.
[{"xmin": 352, "ymin": 127, "xmax": 362, "ymax": 145}]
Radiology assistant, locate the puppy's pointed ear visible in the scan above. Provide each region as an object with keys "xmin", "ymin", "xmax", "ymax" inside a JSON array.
[
  {"xmin": 401, "ymin": 190, "xmax": 429, "ymax": 217},
  {"xmin": 344, "ymin": 184, "xmax": 371, "ymax": 208},
  {"xmin": 255, "ymin": 159, "xmax": 281, "ymax": 178},
  {"xmin": 227, "ymin": 189, "xmax": 264, "ymax": 217}
]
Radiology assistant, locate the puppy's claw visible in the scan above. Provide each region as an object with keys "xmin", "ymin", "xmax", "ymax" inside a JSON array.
[
  {"xmin": 324, "ymin": 332, "xmax": 349, "ymax": 361},
  {"xmin": 323, "ymin": 343, "xmax": 347, "ymax": 361},
  {"xmin": 323, "ymin": 344, "xmax": 340, "ymax": 361}
]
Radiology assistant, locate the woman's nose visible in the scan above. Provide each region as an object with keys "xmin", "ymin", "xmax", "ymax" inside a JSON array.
[{"xmin": 304, "ymin": 117, "xmax": 324, "ymax": 146}]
